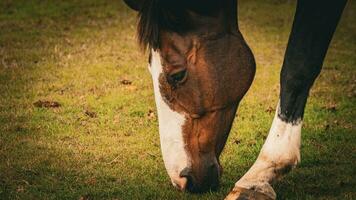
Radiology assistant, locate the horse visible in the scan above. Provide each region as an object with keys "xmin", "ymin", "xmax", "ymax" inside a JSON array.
[{"xmin": 123, "ymin": 0, "xmax": 347, "ymax": 199}]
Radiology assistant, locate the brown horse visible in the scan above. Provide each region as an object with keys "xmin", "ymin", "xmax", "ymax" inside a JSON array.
[{"xmin": 123, "ymin": 0, "xmax": 346, "ymax": 199}]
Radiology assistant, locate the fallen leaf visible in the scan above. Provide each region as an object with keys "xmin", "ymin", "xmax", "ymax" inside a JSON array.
[
  {"xmin": 234, "ymin": 139, "xmax": 241, "ymax": 145},
  {"xmin": 124, "ymin": 132, "xmax": 132, "ymax": 137},
  {"xmin": 120, "ymin": 79, "xmax": 132, "ymax": 85},
  {"xmin": 85, "ymin": 110, "xmax": 97, "ymax": 118},
  {"xmin": 265, "ymin": 106, "xmax": 274, "ymax": 114},
  {"xmin": 323, "ymin": 103, "xmax": 337, "ymax": 112},
  {"xmin": 147, "ymin": 152, "xmax": 156, "ymax": 158},
  {"xmin": 147, "ymin": 109, "xmax": 156, "ymax": 120},
  {"xmin": 33, "ymin": 100, "xmax": 61, "ymax": 108}
]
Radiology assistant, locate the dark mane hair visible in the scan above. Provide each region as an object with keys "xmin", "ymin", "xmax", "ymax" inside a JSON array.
[{"xmin": 137, "ymin": 0, "xmax": 192, "ymax": 51}]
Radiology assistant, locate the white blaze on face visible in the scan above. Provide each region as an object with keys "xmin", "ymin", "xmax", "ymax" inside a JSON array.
[{"xmin": 149, "ymin": 50, "xmax": 189, "ymax": 186}]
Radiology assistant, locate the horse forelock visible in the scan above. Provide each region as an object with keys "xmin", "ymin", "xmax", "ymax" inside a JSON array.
[{"xmin": 137, "ymin": 0, "xmax": 193, "ymax": 51}]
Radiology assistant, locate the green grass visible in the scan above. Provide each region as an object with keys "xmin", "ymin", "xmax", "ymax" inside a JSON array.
[{"xmin": 0, "ymin": 0, "xmax": 355, "ymax": 199}]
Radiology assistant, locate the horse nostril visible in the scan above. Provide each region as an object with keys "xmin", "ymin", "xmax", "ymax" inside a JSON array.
[
  {"xmin": 179, "ymin": 167, "xmax": 193, "ymax": 183},
  {"xmin": 179, "ymin": 167, "xmax": 195, "ymax": 192},
  {"xmin": 168, "ymin": 68, "xmax": 187, "ymax": 85},
  {"xmin": 179, "ymin": 164, "xmax": 220, "ymax": 193}
]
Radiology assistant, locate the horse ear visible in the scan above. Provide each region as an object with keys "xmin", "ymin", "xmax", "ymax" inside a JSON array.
[
  {"xmin": 187, "ymin": 40, "xmax": 200, "ymax": 65},
  {"xmin": 123, "ymin": 0, "xmax": 144, "ymax": 11}
]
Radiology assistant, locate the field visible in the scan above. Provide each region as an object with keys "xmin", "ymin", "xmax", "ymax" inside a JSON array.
[{"xmin": 0, "ymin": 0, "xmax": 355, "ymax": 199}]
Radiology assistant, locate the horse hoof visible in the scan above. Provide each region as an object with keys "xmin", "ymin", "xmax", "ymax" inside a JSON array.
[{"xmin": 225, "ymin": 186, "xmax": 275, "ymax": 200}]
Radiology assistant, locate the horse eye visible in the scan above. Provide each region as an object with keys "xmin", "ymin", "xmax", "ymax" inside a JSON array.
[{"xmin": 168, "ymin": 69, "xmax": 187, "ymax": 85}]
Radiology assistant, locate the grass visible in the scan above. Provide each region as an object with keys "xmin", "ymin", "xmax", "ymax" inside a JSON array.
[{"xmin": 0, "ymin": 0, "xmax": 355, "ymax": 199}]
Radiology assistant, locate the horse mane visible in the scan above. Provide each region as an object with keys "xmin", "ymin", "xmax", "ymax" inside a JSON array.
[{"xmin": 137, "ymin": 0, "xmax": 192, "ymax": 51}]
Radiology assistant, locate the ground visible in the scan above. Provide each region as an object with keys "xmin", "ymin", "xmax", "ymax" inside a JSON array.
[{"xmin": 0, "ymin": 0, "xmax": 355, "ymax": 199}]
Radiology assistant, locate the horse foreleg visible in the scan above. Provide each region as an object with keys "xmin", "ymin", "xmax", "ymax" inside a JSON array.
[
  {"xmin": 226, "ymin": 0, "xmax": 346, "ymax": 199},
  {"xmin": 226, "ymin": 103, "xmax": 301, "ymax": 200}
]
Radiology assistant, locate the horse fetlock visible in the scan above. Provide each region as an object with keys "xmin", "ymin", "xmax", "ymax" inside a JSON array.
[
  {"xmin": 259, "ymin": 152, "xmax": 300, "ymax": 181},
  {"xmin": 225, "ymin": 182, "xmax": 276, "ymax": 200}
]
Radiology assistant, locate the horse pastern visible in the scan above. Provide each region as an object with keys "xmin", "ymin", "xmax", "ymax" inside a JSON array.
[
  {"xmin": 234, "ymin": 181, "xmax": 276, "ymax": 200},
  {"xmin": 225, "ymin": 186, "xmax": 276, "ymax": 200}
]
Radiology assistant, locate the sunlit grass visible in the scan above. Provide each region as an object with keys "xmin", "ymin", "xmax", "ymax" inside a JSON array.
[{"xmin": 0, "ymin": 0, "xmax": 355, "ymax": 199}]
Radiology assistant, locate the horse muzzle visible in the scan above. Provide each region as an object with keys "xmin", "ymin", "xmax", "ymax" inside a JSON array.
[{"xmin": 177, "ymin": 161, "xmax": 221, "ymax": 193}]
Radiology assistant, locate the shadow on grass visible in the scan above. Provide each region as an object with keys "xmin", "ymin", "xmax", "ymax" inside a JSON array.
[{"xmin": 274, "ymin": 128, "xmax": 355, "ymax": 199}]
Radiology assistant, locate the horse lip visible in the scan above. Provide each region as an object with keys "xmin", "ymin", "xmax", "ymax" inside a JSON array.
[{"xmin": 172, "ymin": 177, "xmax": 188, "ymax": 191}]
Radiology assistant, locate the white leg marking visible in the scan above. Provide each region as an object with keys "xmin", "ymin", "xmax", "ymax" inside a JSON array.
[
  {"xmin": 234, "ymin": 102, "xmax": 302, "ymax": 199},
  {"xmin": 150, "ymin": 50, "xmax": 189, "ymax": 187}
]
